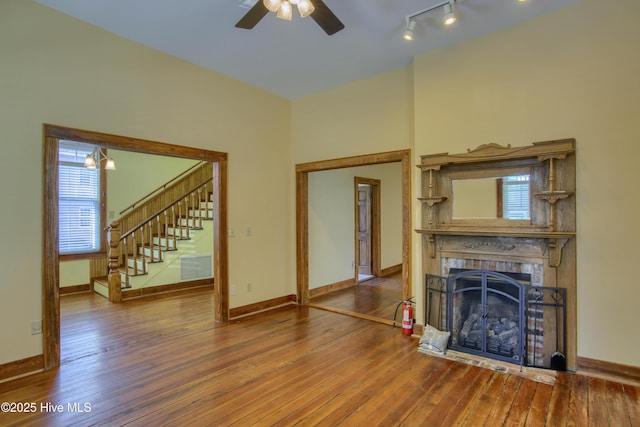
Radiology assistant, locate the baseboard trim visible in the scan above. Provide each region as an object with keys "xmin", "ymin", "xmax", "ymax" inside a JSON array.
[
  {"xmin": 230, "ymin": 295, "xmax": 297, "ymax": 318},
  {"xmin": 122, "ymin": 279, "xmax": 214, "ymax": 300},
  {"xmin": 308, "ymin": 303, "xmax": 397, "ymax": 327},
  {"xmin": 577, "ymin": 356, "xmax": 640, "ymax": 386},
  {"xmin": 60, "ymin": 284, "xmax": 91, "ymax": 295},
  {"xmin": 380, "ymin": 264, "xmax": 402, "ymax": 277},
  {"xmin": 309, "ymin": 278, "xmax": 355, "ymax": 298},
  {"xmin": 0, "ymin": 355, "xmax": 44, "ymax": 383}
]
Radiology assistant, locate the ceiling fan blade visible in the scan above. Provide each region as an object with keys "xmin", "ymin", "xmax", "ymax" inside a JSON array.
[
  {"xmin": 235, "ymin": 1, "xmax": 269, "ymax": 29},
  {"xmin": 310, "ymin": 0, "xmax": 345, "ymax": 35}
]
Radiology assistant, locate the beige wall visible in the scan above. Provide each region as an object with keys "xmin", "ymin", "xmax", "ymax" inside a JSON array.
[
  {"xmin": 308, "ymin": 163, "xmax": 403, "ymax": 288},
  {"xmin": 0, "ymin": 0, "xmax": 291, "ymax": 364},
  {"xmin": 412, "ymin": 0, "xmax": 640, "ymax": 366},
  {"xmin": 106, "ymin": 151, "xmax": 199, "ymax": 218},
  {"xmin": 291, "ymin": 66, "xmax": 415, "ymax": 164}
]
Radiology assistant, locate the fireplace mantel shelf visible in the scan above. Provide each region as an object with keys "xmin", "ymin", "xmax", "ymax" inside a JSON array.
[
  {"xmin": 415, "ymin": 228, "xmax": 575, "ymax": 239},
  {"xmin": 415, "ymin": 228, "xmax": 574, "ymax": 267}
]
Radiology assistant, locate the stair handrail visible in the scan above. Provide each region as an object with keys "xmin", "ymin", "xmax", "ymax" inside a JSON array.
[
  {"xmin": 119, "ymin": 178, "xmax": 212, "ymax": 240},
  {"xmin": 119, "ymin": 161, "xmax": 208, "ymax": 215}
]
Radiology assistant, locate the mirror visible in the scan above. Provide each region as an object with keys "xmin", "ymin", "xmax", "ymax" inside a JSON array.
[{"xmin": 452, "ymin": 175, "xmax": 530, "ymax": 220}]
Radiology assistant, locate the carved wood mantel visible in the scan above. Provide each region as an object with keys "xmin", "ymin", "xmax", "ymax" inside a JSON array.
[{"xmin": 416, "ymin": 139, "xmax": 577, "ymax": 371}]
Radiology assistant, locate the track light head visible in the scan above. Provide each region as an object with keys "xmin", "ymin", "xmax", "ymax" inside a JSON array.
[
  {"xmin": 403, "ymin": 19, "xmax": 416, "ymax": 41},
  {"xmin": 443, "ymin": 3, "xmax": 457, "ymax": 26}
]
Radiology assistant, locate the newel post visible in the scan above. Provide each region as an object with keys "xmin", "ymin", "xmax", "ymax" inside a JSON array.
[{"xmin": 107, "ymin": 221, "xmax": 122, "ymax": 303}]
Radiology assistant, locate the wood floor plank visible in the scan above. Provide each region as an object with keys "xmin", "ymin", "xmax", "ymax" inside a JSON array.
[
  {"xmin": 435, "ymin": 367, "xmax": 495, "ymax": 426},
  {"xmin": 605, "ymin": 380, "xmax": 632, "ymax": 427},
  {"xmin": 347, "ymin": 356, "xmax": 449, "ymax": 426},
  {"xmin": 504, "ymin": 378, "xmax": 538, "ymax": 426},
  {"xmin": 524, "ymin": 381, "xmax": 553, "ymax": 426},
  {"xmin": 458, "ymin": 371, "xmax": 509, "ymax": 426},
  {"xmin": 587, "ymin": 377, "xmax": 609, "ymax": 426},
  {"xmin": 567, "ymin": 373, "xmax": 589, "ymax": 426},
  {"xmin": 547, "ymin": 371, "xmax": 572, "ymax": 426},
  {"xmin": 623, "ymin": 383, "xmax": 640, "ymax": 426},
  {"xmin": 0, "ymin": 290, "xmax": 638, "ymax": 426},
  {"xmin": 397, "ymin": 362, "xmax": 476, "ymax": 424},
  {"xmin": 377, "ymin": 358, "xmax": 459, "ymax": 425},
  {"xmin": 483, "ymin": 374, "xmax": 523, "ymax": 426}
]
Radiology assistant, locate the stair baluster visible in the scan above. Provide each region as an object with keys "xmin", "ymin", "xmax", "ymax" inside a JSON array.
[
  {"xmin": 122, "ymin": 237, "xmax": 130, "ymax": 288},
  {"xmin": 131, "ymin": 232, "xmax": 138, "ymax": 276},
  {"xmin": 156, "ymin": 215, "xmax": 163, "ymax": 261},
  {"xmin": 190, "ymin": 192, "xmax": 196, "ymax": 229},
  {"xmin": 147, "ymin": 221, "xmax": 155, "ymax": 263},
  {"xmin": 197, "ymin": 187, "xmax": 203, "ymax": 229},
  {"xmin": 184, "ymin": 197, "xmax": 191, "ymax": 239},
  {"xmin": 170, "ymin": 205, "xmax": 177, "ymax": 242}
]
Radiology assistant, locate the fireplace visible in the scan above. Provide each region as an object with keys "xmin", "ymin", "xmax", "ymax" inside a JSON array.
[
  {"xmin": 416, "ymin": 140, "xmax": 577, "ymax": 370},
  {"xmin": 449, "ymin": 269, "xmax": 527, "ymax": 364},
  {"xmin": 426, "ymin": 269, "xmax": 567, "ymax": 369}
]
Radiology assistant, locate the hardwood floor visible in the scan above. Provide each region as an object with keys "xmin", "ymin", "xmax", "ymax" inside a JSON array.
[
  {"xmin": 0, "ymin": 289, "xmax": 638, "ymax": 426},
  {"xmin": 311, "ymin": 273, "xmax": 403, "ymax": 323}
]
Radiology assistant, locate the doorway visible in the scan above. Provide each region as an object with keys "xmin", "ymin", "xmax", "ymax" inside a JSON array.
[
  {"xmin": 355, "ymin": 177, "xmax": 380, "ymax": 283},
  {"xmin": 42, "ymin": 124, "xmax": 229, "ymax": 370},
  {"xmin": 296, "ymin": 149, "xmax": 411, "ymax": 324}
]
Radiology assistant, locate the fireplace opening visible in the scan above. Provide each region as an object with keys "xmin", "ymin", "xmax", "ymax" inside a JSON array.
[
  {"xmin": 448, "ymin": 269, "xmax": 528, "ymax": 365},
  {"xmin": 425, "ymin": 270, "xmax": 567, "ymax": 370}
]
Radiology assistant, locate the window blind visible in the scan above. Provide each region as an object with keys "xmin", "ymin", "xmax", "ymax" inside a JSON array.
[
  {"xmin": 502, "ymin": 175, "xmax": 530, "ymax": 220},
  {"xmin": 59, "ymin": 142, "xmax": 101, "ymax": 254}
]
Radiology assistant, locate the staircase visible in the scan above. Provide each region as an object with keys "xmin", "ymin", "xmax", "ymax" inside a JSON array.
[
  {"xmin": 94, "ymin": 162, "xmax": 215, "ymax": 301},
  {"xmin": 121, "ymin": 188, "xmax": 214, "ymax": 287}
]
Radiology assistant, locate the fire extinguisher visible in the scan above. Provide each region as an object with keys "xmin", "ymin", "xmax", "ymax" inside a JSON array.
[{"xmin": 402, "ymin": 300, "xmax": 414, "ymax": 336}]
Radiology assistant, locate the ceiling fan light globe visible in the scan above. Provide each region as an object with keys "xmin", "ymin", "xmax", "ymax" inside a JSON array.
[
  {"xmin": 289, "ymin": 0, "xmax": 299, "ymax": 4},
  {"xmin": 277, "ymin": 1, "xmax": 293, "ymax": 20},
  {"xmin": 263, "ymin": 0, "xmax": 281, "ymax": 13},
  {"xmin": 297, "ymin": 0, "xmax": 315, "ymax": 17}
]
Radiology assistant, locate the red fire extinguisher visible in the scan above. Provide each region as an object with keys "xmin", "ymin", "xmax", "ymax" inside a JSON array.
[{"xmin": 402, "ymin": 300, "xmax": 414, "ymax": 336}]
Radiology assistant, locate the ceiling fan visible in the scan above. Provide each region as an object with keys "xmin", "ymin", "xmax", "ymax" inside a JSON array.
[{"xmin": 236, "ymin": 0, "xmax": 345, "ymax": 36}]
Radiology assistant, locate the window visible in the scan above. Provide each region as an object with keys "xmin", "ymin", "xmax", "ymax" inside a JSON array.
[
  {"xmin": 58, "ymin": 141, "xmax": 105, "ymax": 255},
  {"xmin": 501, "ymin": 175, "xmax": 530, "ymax": 220}
]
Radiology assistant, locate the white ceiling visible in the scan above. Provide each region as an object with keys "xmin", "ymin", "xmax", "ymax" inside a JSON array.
[{"xmin": 34, "ymin": 0, "xmax": 582, "ymax": 100}]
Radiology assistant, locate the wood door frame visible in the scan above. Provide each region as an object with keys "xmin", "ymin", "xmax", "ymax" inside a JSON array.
[
  {"xmin": 296, "ymin": 149, "xmax": 411, "ymax": 305},
  {"xmin": 354, "ymin": 177, "xmax": 381, "ymax": 281},
  {"xmin": 42, "ymin": 124, "xmax": 229, "ymax": 370}
]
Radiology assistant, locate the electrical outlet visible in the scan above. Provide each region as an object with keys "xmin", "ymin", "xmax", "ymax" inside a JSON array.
[
  {"xmin": 31, "ymin": 320, "xmax": 42, "ymax": 335},
  {"xmin": 228, "ymin": 228, "xmax": 235, "ymax": 238},
  {"xmin": 246, "ymin": 227, "xmax": 252, "ymax": 237},
  {"xmin": 247, "ymin": 283, "xmax": 252, "ymax": 292},
  {"xmin": 230, "ymin": 285, "xmax": 237, "ymax": 296}
]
